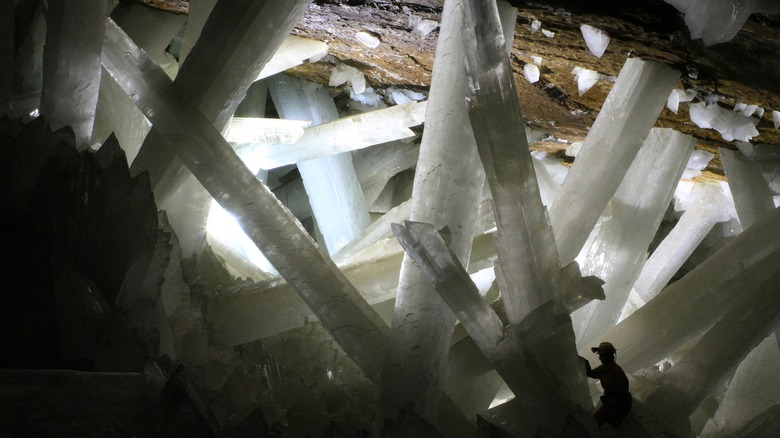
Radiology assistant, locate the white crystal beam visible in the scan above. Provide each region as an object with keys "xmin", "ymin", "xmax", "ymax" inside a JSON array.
[
  {"xmin": 632, "ymin": 183, "xmax": 727, "ymax": 303},
  {"xmin": 573, "ymin": 129, "xmax": 693, "ymax": 348},
  {"xmin": 701, "ymin": 335, "xmax": 780, "ymax": 436},
  {"xmin": 728, "ymin": 405, "xmax": 780, "ymax": 436},
  {"xmin": 40, "ymin": 0, "xmax": 107, "ymax": 146},
  {"xmin": 549, "ymin": 58, "xmax": 679, "ymax": 265},
  {"xmin": 210, "ymin": 230, "xmax": 497, "ymax": 345},
  {"xmin": 92, "ymin": 3, "xmax": 185, "ymax": 160},
  {"xmin": 590, "ymin": 205, "xmax": 780, "ymax": 372},
  {"xmin": 267, "ymin": 75, "xmax": 371, "ymax": 255},
  {"xmin": 379, "ymin": 0, "xmax": 488, "ymax": 422},
  {"xmin": 353, "ymin": 141, "xmax": 419, "ymax": 206},
  {"xmin": 235, "ymin": 100, "xmax": 426, "ymax": 169},
  {"xmin": 392, "ymin": 222, "xmax": 504, "ymax": 348},
  {"xmin": 391, "ymin": 221, "xmax": 594, "ymax": 433},
  {"xmin": 226, "ymin": 117, "xmax": 309, "ymax": 145},
  {"xmin": 333, "ymin": 200, "xmax": 411, "ymax": 264},
  {"xmin": 460, "ymin": 0, "xmax": 597, "ymax": 418},
  {"xmin": 462, "ymin": 0, "xmax": 559, "ymax": 322},
  {"xmin": 444, "ymin": 338, "xmax": 504, "ymax": 423},
  {"xmin": 178, "ymin": 0, "xmax": 217, "ymax": 65},
  {"xmin": 129, "ymin": 0, "xmax": 313, "ymax": 255},
  {"xmin": 720, "ymin": 148, "xmax": 776, "ymax": 230},
  {"xmin": 643, "ymin": 269, "xmax": 780, "ymax": 426},
  {"xmin": 101, "ymin": 19, "xmax": 389, "ymax": 381},
  {"xmin": 131, "ymin": 0, "xmax": 312, "ymax": 195},
  {"xmin": 210, "ymin": 226, "xmax": 599, "ymax": 345}
]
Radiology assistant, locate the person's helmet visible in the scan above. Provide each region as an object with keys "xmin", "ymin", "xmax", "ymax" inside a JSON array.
[{"xmin": 591, "ymin": 342, "xmax": 616, "ymax": 355}]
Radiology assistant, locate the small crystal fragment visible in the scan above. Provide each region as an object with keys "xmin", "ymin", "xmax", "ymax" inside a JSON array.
[
  {"xmin": 350, "ymin": 73, "xmax": 367, "ymax": 94},
  {"xmin": 666, "ymin": 88, "xmax": 697, "ymax": 113},
  {"xmin": 690, "ymin": 102, "xmax": 759, "ymax": 141},
  {"xmin": 329, "ymin": 63, "xmax": 361, "ymax": 87},
  {"xmin": 682, "ymin": 149, "xmax": 715, "ymax": 179},
  {"xmin": 532, "ymin": 55, "xmax": 542, "ymax": 66},
  {"xmin": 355, "ymin": 31, "xmax": 380, "ymax": 48},
  {"xmin": 410, "ymin": 18, "xmax": 439, "ymax": 37},
  {"xmin": 541, "ymin": 29, "xmax": 555, "ymax": 38},
  {"xmin": 523, "ymin": 64, "xmax": 540, "ymax": 83},
  {"xmin": 530, "ymin": 19, "xmax": 542, "ymax": 33},
  {"xmin": 565, "ymin": 141, "xmax": 582, "ymax": 157},
  {"xmin": 580, "ymin": 24, "xmax": 610, "ymax": 58},
  {"xmin": 256, "ymin": 35, "xmax": 329, "ymax": 80},
  {"xmin": 350, "ymin": 87, "xmax": 384, "ymax": 108},
  {"xmin": 571, "ymin": 67, "xmax": 599, "ymax": 95},
  {"xmin": 705, "ymin": 93, "xmax": 721, "ymax": 105},
  {"xmin": 774, "ymin": 111, "xmax": 780, "ymax": 129},
  {"xmin": 734, "ymin": 102, "xmax": 759, "ymax": 117}
]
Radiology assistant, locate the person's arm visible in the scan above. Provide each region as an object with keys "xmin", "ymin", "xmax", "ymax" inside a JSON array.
[{"xmin": 580, "ymin": 356, "xmax": 596, "ymax": 378}]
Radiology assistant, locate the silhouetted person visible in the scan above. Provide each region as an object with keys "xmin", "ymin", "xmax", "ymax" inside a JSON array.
[{"xmin": 581, "ymin": 342, "xmax": 632, "ymax": 428}]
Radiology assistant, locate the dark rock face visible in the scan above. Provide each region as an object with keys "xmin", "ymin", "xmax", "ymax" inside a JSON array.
[{"xmin": 0, "ymin": 117, "xmax": 157, "ymax": 370}]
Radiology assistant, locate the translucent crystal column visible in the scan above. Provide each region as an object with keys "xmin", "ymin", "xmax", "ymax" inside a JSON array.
[
  {"xmin": 591, "ymin": 205, "xmax": 780, "ymax": 371},
  {"xmin": 549, "ymin": 58, "xmax": 679, "ymax": 264},
  {"xmin": 444, "ymin": 338, "xmax": 503, "ymax": 424},
  {"xmin": 462, "ymin": 0, "xmax": 557, "ymax": 322},
  {"xmin": 720, "ymin": 147, "xmax": 775, "ymax": 230},
  {"xmin": 235, "ymin": 101, "xmax": 426, "ymax": 169},
  {"xmin": 129, "ymin": 0, "xmax": 312, "ymax": 255},
  {"xmin": 333, "ymin": 200, "xmax": 411, "ymax": 264},
  {"xmin": 256, "ymin": 35, "xmax": 329, "ymax": 81},
  {"xmin": 632, "ymin": 183, "xmax": 728, "ymax": 304},
  {"xmin": 380, "ymin": 0, "xmax": 487, "ymax": 422},
  {"xmin": 701, "ymin": 335, "xmax": 780, "ymax": 437},
  {"xmin": 352, "ymin": 141, "xmax": 419, "ymax": 206},
  {"xmin": 643, "ymin": 269, "xmax": 780, "ymax": 426},
  {"xmin": 459, "ymin": 0, "xmax": 593, "ymax": 427},
  {"xmin": 211, "ymin": 231, "xmax": 498, "ymax": 345},
  {"xmin": 392, "ymin": 221, "xmax": 595, "ymax": 435},
  {"xmin": 40, "ymin": 0, "xmax": 107, "ymax": 146},
  {"xmin": 572, "ymin": 128, "xmax": 693, "ymax": 348},
  {"xmin": 92, "ymin": 2, "xmax": 185, "ymax": 159},
  {"xmin": 267, "ymin": 75, "xmax": 371, "ymax": 255},
  {"xmin": 102, "ymin": 19, "xmax": 389, "ymax": 382},
  {"xmin": 178, "ymin": 0, "xmax": 218, "ymax": 65},
  {"xmin": 728, "ymin": 404, "xmax": 780, "ymax": 437}
]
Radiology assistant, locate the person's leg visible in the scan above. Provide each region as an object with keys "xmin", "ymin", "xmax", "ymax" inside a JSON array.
[{"xmin": 594, "ymin": 404, "xmax": 608, "ymax": 426}]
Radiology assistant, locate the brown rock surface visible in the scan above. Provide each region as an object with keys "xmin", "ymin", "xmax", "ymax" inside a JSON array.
[{"xmin": 287, "ymin": 0, "xmax": 780, "ymax": 179}]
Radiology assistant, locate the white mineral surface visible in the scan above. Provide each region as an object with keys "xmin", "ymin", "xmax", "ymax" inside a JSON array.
[{"xmin": 580, "ymin": 24, "xmax": 610, "ymax": 58}]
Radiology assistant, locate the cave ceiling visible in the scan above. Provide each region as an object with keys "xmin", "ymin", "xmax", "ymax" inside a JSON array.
[
  {"xmin": 292, "ymin": 0, "xmax": 780, "ymax": 182},
  {"xmin": 141, "ymin": 0, "xmax": 780, "ymax": 179}
]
